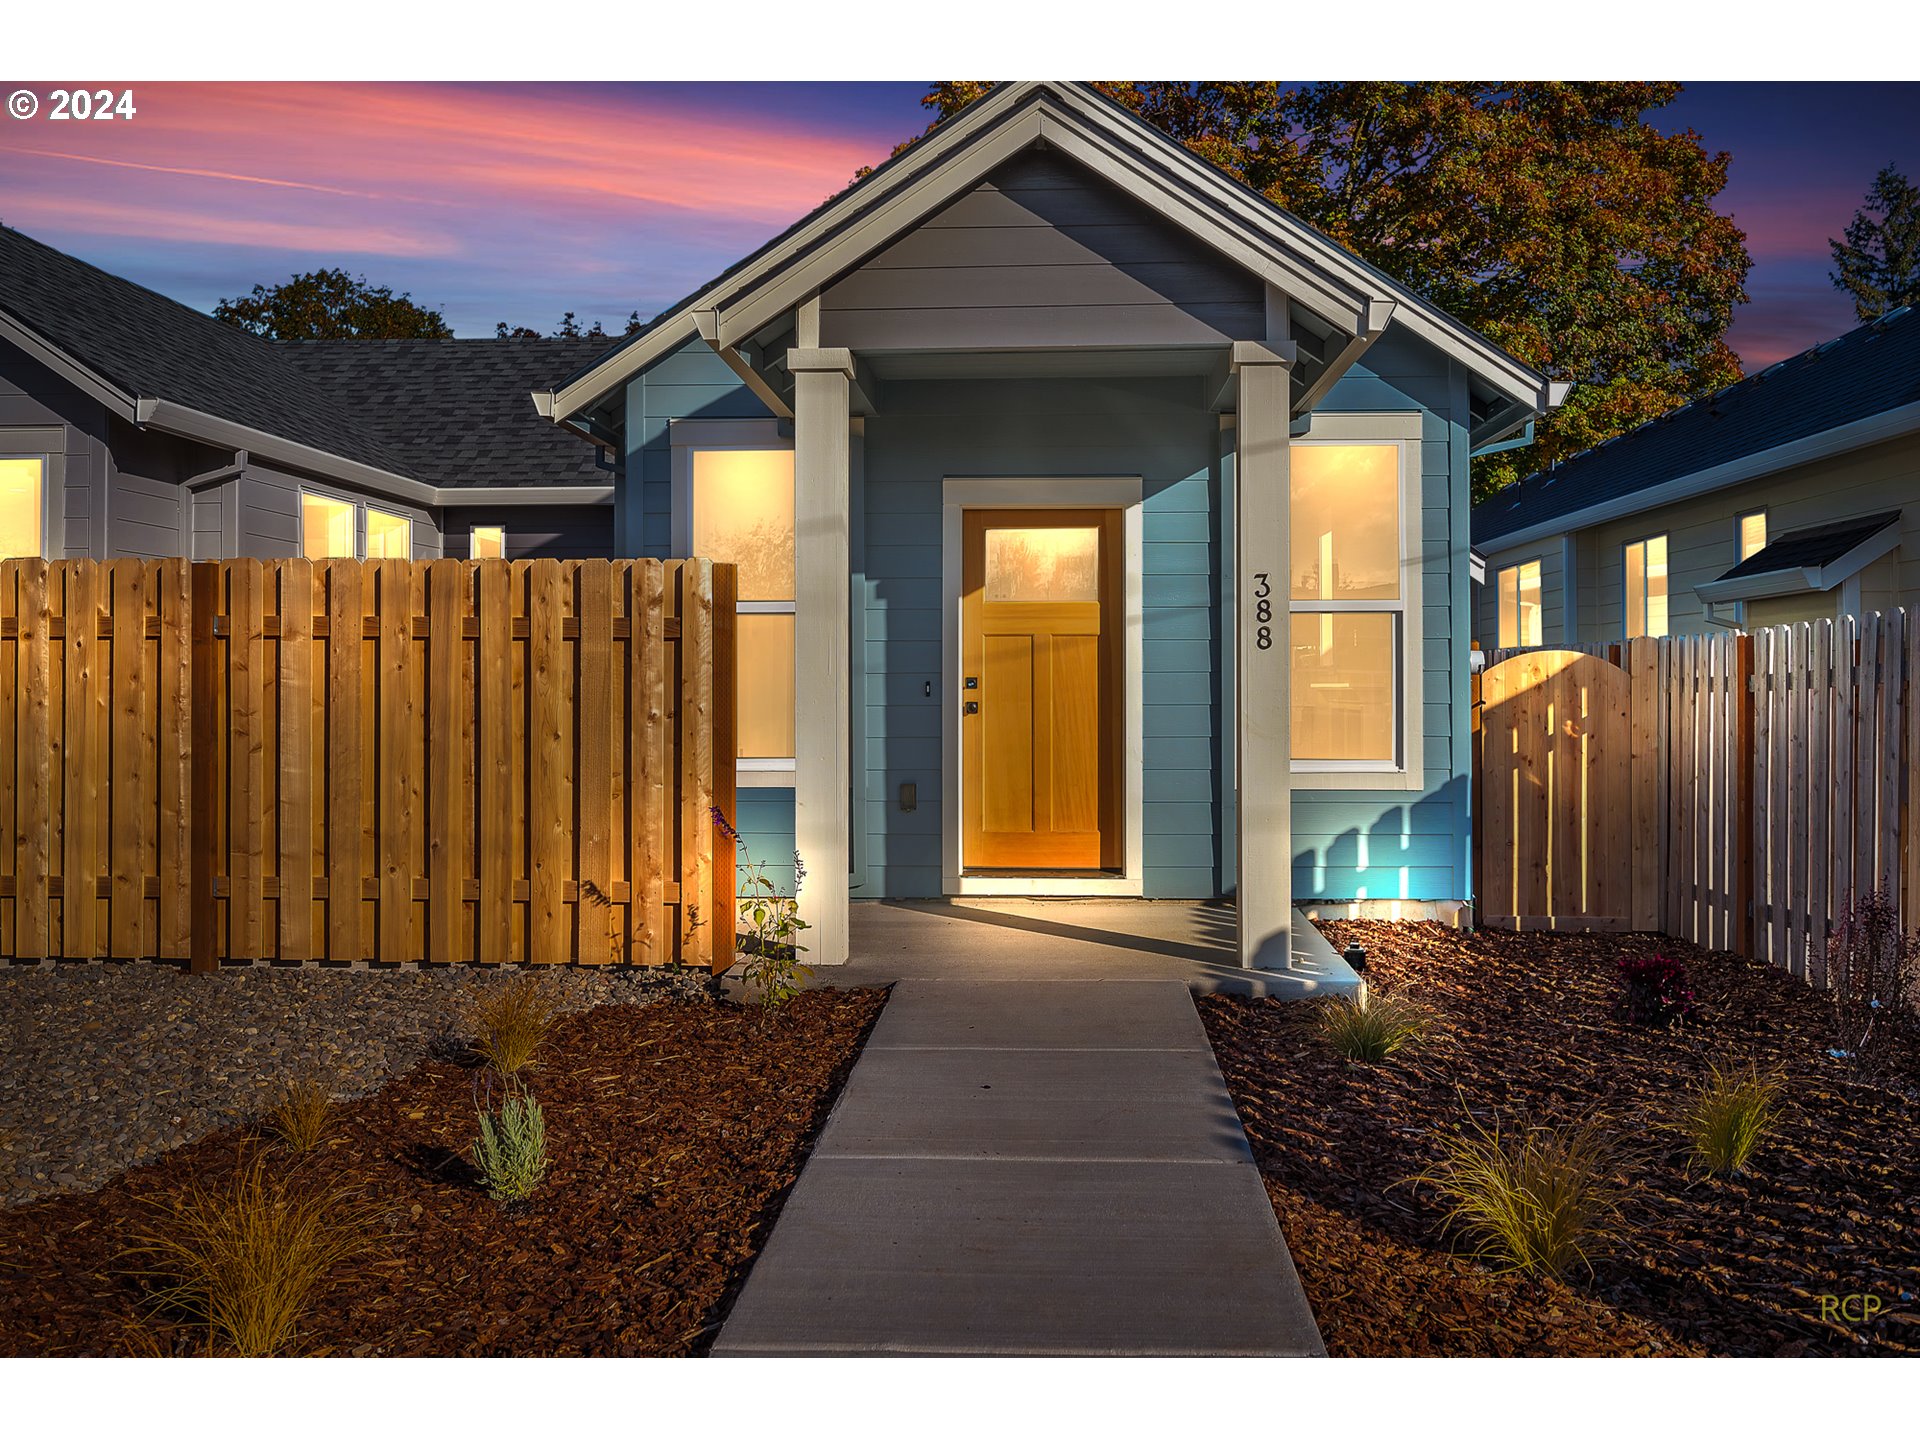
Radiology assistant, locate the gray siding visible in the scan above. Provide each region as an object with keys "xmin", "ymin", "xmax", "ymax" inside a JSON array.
[
  {"xmin": 820, "ymin": 150, "xmax": 1266, "ymax": 352},
  {"xmin": 440, "ymin": 504, "xmax": 614, "ymax": 560}
]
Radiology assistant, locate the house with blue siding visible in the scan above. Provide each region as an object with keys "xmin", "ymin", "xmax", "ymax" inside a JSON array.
[{"xmin": 535, "ymin": 82, "xmax": 1565, "ymax": 969}]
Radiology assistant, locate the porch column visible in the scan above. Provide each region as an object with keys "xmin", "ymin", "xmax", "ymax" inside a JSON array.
[
  {"xmin": 1231, "ymin": 340, "xmax": 1297, "ymax": 969},
  {"xmin": 788, "ymin": 347, "xmax": 854, "ymax": 965}
]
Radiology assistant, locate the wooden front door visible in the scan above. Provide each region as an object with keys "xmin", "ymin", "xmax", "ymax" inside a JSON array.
[{"xmin": 961, "ymin": 508, "xmax": 1122, "ymax": 870}]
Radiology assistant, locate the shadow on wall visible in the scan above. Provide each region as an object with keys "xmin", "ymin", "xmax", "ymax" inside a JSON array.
[{"xmin": 1290, "ymin": 776, "xmax": 1469, "ymax": 904}]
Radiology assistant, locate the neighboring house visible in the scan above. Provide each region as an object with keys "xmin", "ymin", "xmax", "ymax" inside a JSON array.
[
  {"xmin": 536, "ymin": 81, "xmax": 1563, "ymax": 968},
  {"xmin": 1474, "ymin": 306, "xmax": 1920, "ymax": 650},
  {"xmin": 0, "ymin": 224, "xmax": 613, "ymax": 565}
]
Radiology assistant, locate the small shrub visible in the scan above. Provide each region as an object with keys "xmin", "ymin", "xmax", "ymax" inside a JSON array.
[
  {"xmin": 471, "ymin": 973, "xmax": 559, "ymax": 1077},
  {"xmin": 123, "ymin": 1152, "xmax": 372, "ymax": 1357},
  {"xmin": 265, "ymin": 1078, "xmax": 333, "ymax": 1153},
  {"xmin": 1826, "ymin": 889, "xmax": 1917, "ymax": 1064},
  {"xmin": 1680, "ymin": 1060, "xmax": 1784, "ymax": 1177},
  {"xmin": 1611, "ymin": 952, "xmax": 1699, "ymax": 1028},
  {"xmin": 1417, "ymin": 1114, "xmax": 1629, "ymax": 1279},
  {"xmin": 714, "ymin": 808, "xmax": 812, "ymax": 1015},
  {"xmin": 1316, "ymin": 991, "xmax": 1429, "ymax": 1063},
  {"xmin": 473, "ymin": 1079, "xmax": 549, "ymax": 1204}
]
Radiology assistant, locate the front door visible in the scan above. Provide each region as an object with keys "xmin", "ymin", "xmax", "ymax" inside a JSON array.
[{"xmin": 961, "ymin": 508, "xmax": 1122, "ymax": 870}]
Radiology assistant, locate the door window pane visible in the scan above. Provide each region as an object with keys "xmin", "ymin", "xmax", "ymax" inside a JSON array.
[
  {"xmin": 692, "ymin": 450, "xmax": 794, "ymax": 602},
  {"xmin": 301, "ymin": 494, "xmax": 354, "ymax": 559},
  {"xmin": 1290, "ymin": 443, "xmax": 1400, "ymax": 601},
  {"xmin": 737, "ymin": 613, "xmax": 796, "ymax": 759},
  {"xmin": 0, "ymin": 457, "xmax": 45, "ymax": 560},
  {"xmin": 984, "ymin": 526, "xmax": 1099, "ymax": 603},
  {"xmin": 471, "ymin": 525, "xmax": 506, "ymax": 559},
  {"xmin": 1291, "ymin": 612, "xmax": 1396, "ymax": 762},
  {"xmin": 367, "ymin": 507, "xmax": 410, "ymax": 559}
]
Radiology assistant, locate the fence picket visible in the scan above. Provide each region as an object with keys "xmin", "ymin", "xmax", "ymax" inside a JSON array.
[
  {"xmin": 477, "ymin": 561, "xmax": 513, "ymax": 963},
  {"xmin": 528, "ymin": 559, "xmax": 569, "ymax": 964},
  {"xmin": 325, "ymin": 562, "xmax": 366, "ymax": 961},
  {"xmin": 1878, "ymin": 612, "xmax": 1904, "ymax": 900},
  {"xmin": 428, "ymin": 560, "xmax": 469, "ymax": 964},
  {"xmin": 1808, "ymin": 620, "xmax": 1832, "ymax": 985},
  {"xmin": 0, "ymin": 563, "xmax": 16, "ymax": 958},
  {"xmin": 575, "ymin": 561, "xmax": 614, "ymax": 966},
  {"xmin": 108, "ymin": 562, "xmax": 149, "ymax": 957},
  {"xmin": 1832, "ymin": 616, "xmax": 1857, "ymax": 977},
  {"xmin": 279, "ymin": 560, "xmax": 316, "ymax": 961}
]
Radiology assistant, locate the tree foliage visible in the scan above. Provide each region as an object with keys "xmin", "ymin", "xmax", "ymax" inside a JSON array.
[
  {"xmin": 493, "ymin": 310, "xmax": 645, "ymax": 340},
  {"xmin": 214, "ymin": 268, "xmax": 452, "ymax": 340},
  {"xmin": 1829, "ymin": 165, "xmax": 1920, "ymax": 322},
  {"xmin": 891, "ymin": 83, "xmax": 1752, "ymax": 501}
]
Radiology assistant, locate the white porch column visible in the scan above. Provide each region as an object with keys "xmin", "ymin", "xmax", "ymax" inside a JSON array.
[
  {"xmin": 1231, "ymin": 340, "xmax": 1297, "ymax": 969},
  {"xmin": 788, "ymin": 346, "xmax": 854, "ymax": 965}
]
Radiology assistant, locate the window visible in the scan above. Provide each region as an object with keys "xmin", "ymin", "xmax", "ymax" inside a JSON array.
[
  {"xmin": 689, "ymin": 448, "xmax": 796, "ymax": 765},
  {"xmin": 300, "ymin": 494, "xmax": 355, "ymax": 559},
  {"xmin": 1287, "ymin": 438, "xmax": 1410, "ymax": 770},
  {"xmin": 1625, "ymin": 534, "xmax": 1669, "ymax": 638},
  {"xmin": 471, "ymin": 525, "xmax": 506, "ymax": 559},
  {"xmin": 366, "ymin": 507, "xmax": 411, "ymax": 559},
  {"xmin": 1738, "ymin": 510, "xmax": 1767, "ymax": 562},
  {"xmin": 1496, "ymin": 559, "xmax": 1543, "ymax": 648},
  {"xmin": 0, "ymin": 456, "xmax": 47, "ymax": 560}
]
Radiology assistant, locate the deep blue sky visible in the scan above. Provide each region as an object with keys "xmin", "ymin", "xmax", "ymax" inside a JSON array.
[{"xmin": 1, "ymin": 80, "xmax": 1913, "ymax": 367}]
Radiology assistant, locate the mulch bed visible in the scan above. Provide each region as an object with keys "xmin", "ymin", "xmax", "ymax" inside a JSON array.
[
  {"xmin": 1200, "ymin": 923, "xmax": 1920, "ymax": 1358},
  {"xmin": 0, "ymin": 988, "xmax": 886, "ymax": 1357}
]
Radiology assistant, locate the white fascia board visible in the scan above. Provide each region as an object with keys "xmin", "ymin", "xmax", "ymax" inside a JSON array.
[
  {"xmin": 1482, "ymin": 399, "xmax": 1920, "ymax": 554},
  {"xmin": 1694, "ymin": 522, "xmax": 1902, "ymax": 602},
  {"xmin": 436, "ymin": 485, "xmax": 613, "ymax": 506},
  {"xmin": 0, "ymin": 309, "xmax": 140, "ymax": 419}
]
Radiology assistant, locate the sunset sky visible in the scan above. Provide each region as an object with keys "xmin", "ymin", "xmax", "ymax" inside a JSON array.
[{"xmin": 1, "ymin": 80, "xmax": 1916, "ymax": 368}]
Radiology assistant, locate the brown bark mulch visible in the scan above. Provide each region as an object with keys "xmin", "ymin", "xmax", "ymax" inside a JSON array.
[
  {"xmin": 0, "ymin": 988, "xmax": 886, "ymax": 1357},
  {"xmin": 1199, "ymin": 923, "xmax": 1920, "ymax": 1358}
]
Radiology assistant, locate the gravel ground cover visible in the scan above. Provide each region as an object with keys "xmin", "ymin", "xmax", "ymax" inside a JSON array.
[
  {"xmin": 2, "ymin": 962, "xmax": 711, "ymax": 1207},
  {"xmin": 0, "ymin": 986, "xmax": 884, "ymax": 1356},
  {"xmin": 1200, "ymin": 922, "xmax": 1920, "ymax": 1357}
]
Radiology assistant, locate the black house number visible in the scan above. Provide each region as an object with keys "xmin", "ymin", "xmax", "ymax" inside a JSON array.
[{"xmin": 1252, "ymin": 572, "xmax": 1274, "ymax": 650}]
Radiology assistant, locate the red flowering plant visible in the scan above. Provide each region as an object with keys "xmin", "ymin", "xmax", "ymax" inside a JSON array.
[{"xmin": 1611, "ymin": 953, "xmax": 1699, "ymax": 1028}]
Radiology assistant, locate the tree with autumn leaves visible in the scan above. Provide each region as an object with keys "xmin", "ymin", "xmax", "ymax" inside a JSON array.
[{"xmin": 890, "ymin": 84, "xmax": 1752, "ymax": 502}]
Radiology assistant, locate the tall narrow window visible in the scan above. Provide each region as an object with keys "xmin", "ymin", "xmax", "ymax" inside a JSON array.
[
  {"xmin": 300, "ymin": 494, "xmax": 355, "ymax": 559},
  {"xmin": 1738, "ymin": 510, "xmax": 1767, "ymax": 562},
  {"xmin": 1625, "ymin": 534, "xmax": 1669, "ymax": 638},
  {"xmin": 1497, "ymin": 559, "xmax": 1543, "ymax": 648},
  {"xmin": 0, "ymin": 456, "xmax": 47, "ymax": 560},
  {"xmin": 471, "ymin": 525, "xmax": 506, "ymax": 559},
  {"xmin": 366, "ymin": 507, "xmax": 411, "ymax": 559},
  {"xmin": 1289, "ymin": 442, "xmax": 1403, "ymax": 765},
  {"xmin": 691, "ymin": 449, "xmax": 796, "ymax": 764}
]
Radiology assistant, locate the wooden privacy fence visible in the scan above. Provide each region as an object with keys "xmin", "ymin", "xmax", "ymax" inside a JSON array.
[
  {"xmin": 0, "ymin": 557, "xmax": 738, "ymax": 973},
  {"xmin": 1475, "ymin": 609, "xmax": 1920, "ymax": 987}
]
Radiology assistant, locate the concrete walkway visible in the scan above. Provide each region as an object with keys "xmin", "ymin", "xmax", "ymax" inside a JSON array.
[{"xmin": 712, "ymin": 978, "xmax": 1325, "ymax": 1356}]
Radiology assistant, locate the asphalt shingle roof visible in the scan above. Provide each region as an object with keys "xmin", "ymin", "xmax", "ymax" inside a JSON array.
[
  {"xmin": 1474, "ymin": 306, "xmax": 1920, "ymax": 548},
  {"xmin": 1714, "ymin": 511, "xmax": 1901, "ymax": 581},
  {"xmin": 276, "ymin": 339, "xmax": 611, "ymax": 488}
]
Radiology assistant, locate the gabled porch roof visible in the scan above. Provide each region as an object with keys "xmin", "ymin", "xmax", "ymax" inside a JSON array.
[{"xmin": 536, "ymin": 82, "xmax": 1562, "ymax": 445}]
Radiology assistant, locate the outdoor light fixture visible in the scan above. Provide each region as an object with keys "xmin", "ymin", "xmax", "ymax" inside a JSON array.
[{"xmin": 1343, "ymin": 941, "xmax": 1368, "ymax": 973}]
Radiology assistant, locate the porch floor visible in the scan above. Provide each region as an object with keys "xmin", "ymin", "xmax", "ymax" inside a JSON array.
[
  {"xmin": 828, "ymin": 899, "xmax": 1362, "ymax": 998},
  {"xmin": 710, "ymin": 977, "xmax": 1326, "ymax": 1356}
]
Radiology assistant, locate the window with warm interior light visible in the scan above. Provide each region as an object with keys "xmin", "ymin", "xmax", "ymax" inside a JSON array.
[
  {"xmin": 1289, "ymin": 441, "xmax": 1405, "ymax": 767},
  {"xmin": 471, "ymin": 525, "xmax": 506, "ymax": 559},
  {"xmin": 1625, "ymin": 534, "xmax": 1669, "ymax": 638},
  {"xmin": 0, "ymin": 456, "xmax": 47, "ymax": 560},
  {"xmin": 1738, "ymin": 510, "xmax": 1767, "ymax": 562},
  {"xmin": 366, "ymin": 507, "xmax": 411, "ymax": 559},
  {"xmin": 1497, "ymin": 559, "xmax": 1543, "ymax": 648},
  {"xmin": 690, "ymin": 448, "xmax": 796, "ymax": 764},
  {"xmin": 300, "ymin": 494, "xmax": 355, "ymax": 559}
]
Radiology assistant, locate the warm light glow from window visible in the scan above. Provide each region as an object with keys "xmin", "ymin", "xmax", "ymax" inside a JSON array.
[
  {"xmin": 1498, "ymin": 560, "xmax": 1542, "ymax": 648},
  {"xmin": 1291, "ymin": 612, "xmax": 1396, "ymax": 762},
  {"xmin": 1626, "ymin": 535, "xmax": 1669, "ymax": 638},
  {"xmin": 737, "ymin": 613, "xmax": 797, "ymax": 759},
  {"xmin": 0, "ymin": 457, "xmax": 45, "ymax": 560},
  {"xmin": 692, "ymin": 449, "xmax": 795, "ymax": 602},
  {"xmin": 1290, "ymin": 444, "xmax": 1400, "ymax": 600},
  {"xmin": 301, "ymin": 494, "xmax": 354, "ymax": 559},
  {"xmin": 1739, "ymin": 511, "xmax": 1767, "ymax": 562},
  {"xmin": 366, "ymin": 507, "xmax": 411, "ymax": 560},
  {"xmin": 471, "ymin": 525, "xmax": 506, "ymax": 559},
  {"xmin": 984, "ymin": 526, "xmax": 1099, "ymax": 603}
]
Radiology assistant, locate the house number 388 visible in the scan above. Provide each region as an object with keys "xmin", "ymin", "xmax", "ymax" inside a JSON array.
[{"xmin": 1252, "ymin": 572, "xmax": 1273, "ymax": 650}]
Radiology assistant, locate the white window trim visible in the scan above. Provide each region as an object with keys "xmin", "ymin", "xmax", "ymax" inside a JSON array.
[
  {"xmin": 297, "ymin": 482, "xmax": 425, "ymax": 561},
  {"xmin": 1287, "ymin": 412, "xmax": 1426, "ymax": 793},
  {"xmin": 669, "ymin": 418, "xmax": 797, "ymax": 785},
  {"xmin": 1496, "ymin": 556, "xmax": 1545, "ymax": 649},
  {"xmin": 1623, "ymin": 530, "xmax": 1670, "ymax": 639},
  {"xmin": 940, "ymin": 475, "xmax": 1145, "ymax": 897},
  {"xmin": 0, "ymin": 451, "xmax": 53, "ymax": 560}
]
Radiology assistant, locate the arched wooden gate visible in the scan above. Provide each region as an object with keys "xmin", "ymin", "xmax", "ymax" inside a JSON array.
[{"xmin": 1474, "ymin": 649, "xmax": 1635, "ymax": 930}]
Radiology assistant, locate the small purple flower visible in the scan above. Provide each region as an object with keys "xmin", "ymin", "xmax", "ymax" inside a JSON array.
[{"xmin": 710, "ymin": 806, "xmax": 741, "ymax": 843}]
